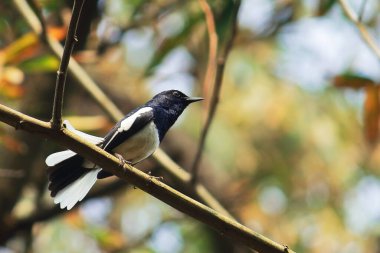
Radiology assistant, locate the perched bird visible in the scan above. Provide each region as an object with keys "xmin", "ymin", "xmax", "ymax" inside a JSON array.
[{"xmin": 45, "ymin": 90, "xmax": 203, "ymax": 210}]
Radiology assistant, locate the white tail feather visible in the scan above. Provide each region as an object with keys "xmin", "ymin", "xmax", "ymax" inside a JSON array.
[
  {"xmin": 54, "ymin": 168, "xmax": 101, "ymax": 210},
  {"xmin": 47, "ymin": 120, "xmax": 105, "ymax": 209},
  {"xmin": 45, "ymin": 120, "xmax": 104, "ymax": 167},
  {"xmin": 63, "ymin": 120, "xmax": 104, "ymax": 145},
  {"xmin": 45, "ymin": 150, "xmax": 76, "ymax": 166}
]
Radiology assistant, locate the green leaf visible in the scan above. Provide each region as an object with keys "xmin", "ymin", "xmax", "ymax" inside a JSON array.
[{"xmin": 18, "ymin": 54, "xmax": 59, "ymax": 73}]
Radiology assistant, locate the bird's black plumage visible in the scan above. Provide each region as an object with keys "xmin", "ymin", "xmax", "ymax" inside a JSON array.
[{"xmin": 46, "ymin": 90, "xmax": 202, "ymax": 209}]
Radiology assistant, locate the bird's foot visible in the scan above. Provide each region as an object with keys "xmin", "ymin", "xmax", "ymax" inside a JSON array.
[
  {"xmin": 114, "ymin": 153, "xmax": 131, "ymax": 168},
  {"xmin": 148, "ymin": 171, "xmax": 164, "ymax": 182}
]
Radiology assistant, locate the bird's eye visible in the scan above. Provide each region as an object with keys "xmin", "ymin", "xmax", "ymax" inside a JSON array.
[{"xmin": 173, "ymin": 91, "xmax": 181, "ymax": 97}]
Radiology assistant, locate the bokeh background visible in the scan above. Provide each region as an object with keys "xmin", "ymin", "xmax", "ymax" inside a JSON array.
[{"xmin": 1, "ymin": 0, "xmax": 380, "ymax": 252}]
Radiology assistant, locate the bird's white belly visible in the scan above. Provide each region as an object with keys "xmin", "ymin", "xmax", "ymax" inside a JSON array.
[{"xmin": 113, "ymin": 121, "xmax": 160, "ymax": 164}]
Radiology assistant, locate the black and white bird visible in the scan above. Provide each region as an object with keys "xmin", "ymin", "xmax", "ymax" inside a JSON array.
[{"xmin": 45, "ymin": 90, "xmax": 203, "ymax": 210}]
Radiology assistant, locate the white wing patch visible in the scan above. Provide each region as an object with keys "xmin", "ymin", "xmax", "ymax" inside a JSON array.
[
  {"xmin": 54, "ymin": 168, "xmax": 101, "ymax": 210},
  {"xmin": 119, "ymin": 107, "xmax": 153, "ymax": 132},
  {"xmin": 103, "ymin": 107, "xmax": 153, "ymax": 150}
]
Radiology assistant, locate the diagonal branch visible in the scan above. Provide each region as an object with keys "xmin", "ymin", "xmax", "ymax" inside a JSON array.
[
  {"xmin": 51, "ymin": 0, "xmax": 86, "ymax": 128},
  {"xmin": 0, "ymin": 103, "xmax": 295, "ymax": 253},
  {"xmin": 191, "ymin": 0, "xmax": 241, "ymax": 182},
  {"xmin": 339, "ymin": 0, "xmax": 380, "ymax": 60},
  {"xmin": 12, "ymin": 0, "xmax": 232, "ymax": 219}
]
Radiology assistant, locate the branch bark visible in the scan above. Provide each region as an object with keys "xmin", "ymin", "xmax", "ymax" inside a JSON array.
[
  {"xmin": 0, "ymin": 104, "xmax": 294, "ymax": 253},
  {"xmin": 51, "ymin": 0, "xmax": 86, "ymax": 128}
]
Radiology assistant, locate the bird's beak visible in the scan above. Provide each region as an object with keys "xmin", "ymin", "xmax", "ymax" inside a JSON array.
[{"xmin": 186, "ymin": 97, "xmax": 204, "ymax": 103}]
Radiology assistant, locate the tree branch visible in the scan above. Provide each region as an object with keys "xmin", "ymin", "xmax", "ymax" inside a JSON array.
[
  {"xmin": 191, "ymin": 0, "xmax": 240, "ymax": 181},
  {"xmin": 0, "ymin": 104, "xmax": 294, "ymax": 253},
  {"xmin": 339, "ymin": 0, "xmax": 380, "ymax": 60},
  {"xmin": 51, "ymin": 0, "xmax": 86, "ymax": 128}
]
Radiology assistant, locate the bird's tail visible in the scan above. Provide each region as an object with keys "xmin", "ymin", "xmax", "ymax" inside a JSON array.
[
  {"xmin": 46, "ymin": 151, "xmax": 101, "ymax": 210},
  {"xmin": 45, "ymin": 120, "xmax": 104, "ymax": 210}
]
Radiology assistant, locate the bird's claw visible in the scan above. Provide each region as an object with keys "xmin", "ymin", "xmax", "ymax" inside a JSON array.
[
  {"xmin": 115, "ymin": 153, "xmax": 131, "ymax": 168},
  {"xmin": 147, "ymin": 171, "xmax": 164, "ymax": 182}
]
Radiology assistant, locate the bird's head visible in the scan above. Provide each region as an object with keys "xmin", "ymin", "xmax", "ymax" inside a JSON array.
[
  {"xmin": 149, "ymin": 90, "xmax": 203, "ymax": 112},
  {"xmin": 147, "ymin": 90, "xmax": 203, "ymax": 140}
]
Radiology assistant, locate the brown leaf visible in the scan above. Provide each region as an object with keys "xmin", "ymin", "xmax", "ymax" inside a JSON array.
[
  {"xmin": 364, "ymin": 85, "xmax": 380, "ymax": 144},
  {"xmin": 47, "ymin": 26, "xmax": 67, "ymax": 41},
  {"xmin": 333, "ymin": 74, "xmax": 375, "ymax": 89}
]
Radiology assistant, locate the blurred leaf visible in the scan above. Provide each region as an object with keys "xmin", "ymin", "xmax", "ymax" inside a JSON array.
[
  {"xmin": 214, "ymin": 0, "xmax": 237, "ymax": 46},
  {"xmin": 47, "ymin": 26, "xmax": 67, "ymax": 41},
  {"xmin": 0, "ymin": 80, "xmax": 25, "ymax": 98},
  {"xmin": 333, "ymin": 74, "xmax": 376, "ymax": 89},
  {"xmin": 317, "ymin": 0, "xmax": 337, "ymax": 16},
  {"xmin": 364, "ymin": 85, "xmax": 380, "ymax": 144},
  {"xmin": 64, "ymin": 211, "xmax": 85, "ymax": 228},
  {"xmin": 18, "ymin": 54, "xmax": 59, "ymax": 73},
  {"xmin": 1, "ymin": 28, "xmax": 63, "ymax": 68},
  {"xmin": 90, "ymin": 227, "xmax": 125, "ymax": 251},
  {"xmin": 1, "ymin": 33, "xmax": 39, "ymax": 64},
  {"xmin": 144, "ymin": 12, "xmax": 202, "ymax": 75}
]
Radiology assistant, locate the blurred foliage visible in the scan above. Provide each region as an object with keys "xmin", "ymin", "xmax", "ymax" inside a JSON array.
[{"xmin": 1, "ymin": 0, "xmax": 380, "ymax": 253}]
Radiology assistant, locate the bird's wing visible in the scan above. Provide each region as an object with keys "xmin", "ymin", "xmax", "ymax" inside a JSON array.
[{"xmin": 102, "ymin": 107, "xmax": 154, "ymax": 151}]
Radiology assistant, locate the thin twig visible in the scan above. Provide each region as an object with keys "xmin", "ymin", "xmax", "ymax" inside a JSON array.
[
  {"xmin": 191, "ymin": 0, "xmax": 240, "ymax": 182},
  {"xmin": 339, "ymin": 0, "xmax": 380, "ymax": 60},
  {"xmin": 0, "ymin": 103, "xmax": 295, "ymax": 253},
  {"xmin": 12, "ymin": 0, "xmax": 231, "ymax": 219},
  {"xmin": 51, "ymin": 0, "xmax": 86, "ymax": 128},
  {"xmin": 198, "ymin": 0, "xmax": 218, "ymax": 104}
]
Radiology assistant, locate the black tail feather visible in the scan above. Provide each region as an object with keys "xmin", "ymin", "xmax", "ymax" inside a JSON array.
[{"xmin": 47, "ymin": 155, "xmax": 89, "ymax": 197}]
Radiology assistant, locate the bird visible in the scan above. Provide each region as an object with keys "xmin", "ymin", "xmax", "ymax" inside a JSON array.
[{"xmin": 45, "ymin": 90, "xmax": 203, "ymax": 210}]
